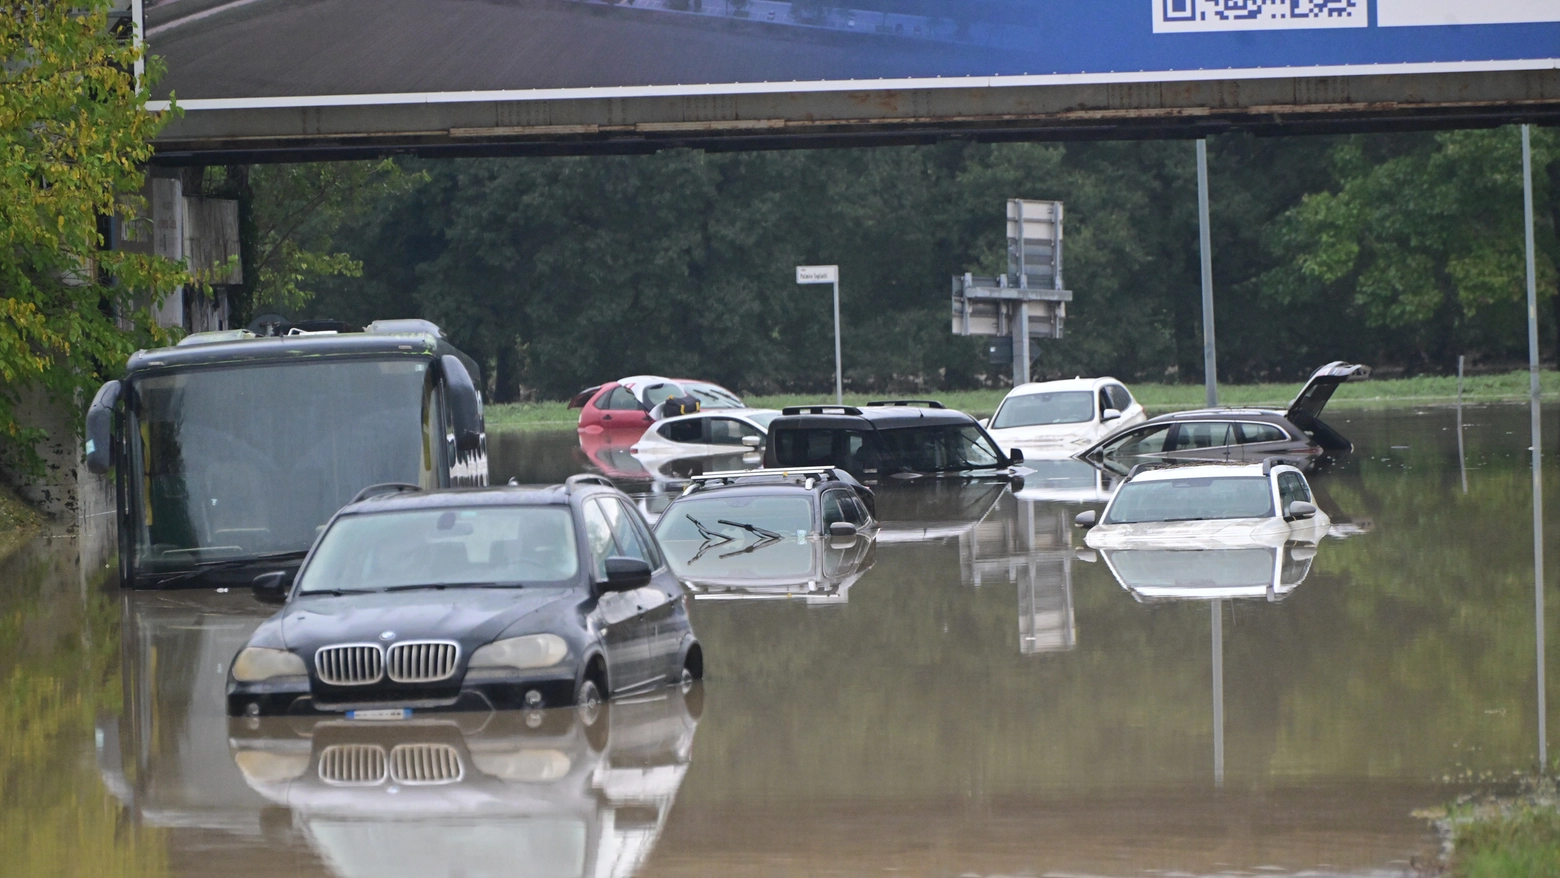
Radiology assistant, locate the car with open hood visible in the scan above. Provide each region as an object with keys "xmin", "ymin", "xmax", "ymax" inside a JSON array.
[
  {"xmin": 226, "ymin": 477, "xmax": 701, "ymax": 718},
  {"xmin": 1073, "ymin": 461, "xmax": 1331, "ymax": 550},
  {"xmin": 984, "ymin": 377, "xmax": 1147, "ymax": 455},
  {"xmin": 1074, "ymin": 362, "xmax": 1370, "ymax": 472},
  {"xmin": 653, "ymin": 467, "xmax": 877, "ymax": 605}
]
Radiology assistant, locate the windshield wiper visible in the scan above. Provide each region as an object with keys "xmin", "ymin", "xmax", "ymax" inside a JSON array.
[
  {"xmin": 379, "ymin": 582, "xmax": 526, "ymax": 593},
  {"xmin": 717, "ymin": 519, "xmax": 783, "ymax": 540},
  {"xmin": 150, "ymin": 550, "xmax": 309, "ymax": 586},
  {"xmin": 686, "ymin": 515, "xmax": 734, "ymax": 545},
  {"xmin": 718, "ymin": 534, "xmax": 783, "ymax": 560}
]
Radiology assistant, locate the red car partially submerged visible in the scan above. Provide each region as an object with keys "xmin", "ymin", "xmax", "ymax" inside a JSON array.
[{"xmin": 569, "ymin": 375, "xmax": 745, "ymax": 434}]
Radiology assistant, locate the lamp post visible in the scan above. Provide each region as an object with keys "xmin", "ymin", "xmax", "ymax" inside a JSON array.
[{"xmin": 797, "ymin": 265, "xmax": 843, "ymax": 404}]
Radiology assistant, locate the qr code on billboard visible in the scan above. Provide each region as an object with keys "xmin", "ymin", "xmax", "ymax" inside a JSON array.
[{"xmin": 1156, "ymin": 0, "xmax": 1364, "ymax": 31}]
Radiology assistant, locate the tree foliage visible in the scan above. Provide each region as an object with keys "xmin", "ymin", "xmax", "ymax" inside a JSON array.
[
  {"xmin": 289, "ymin": 129, "xmax": 1555, "ymax": 402},
  {"xmin": 0, "ymin": 0, "xmax": 185, "ymax": 472}
]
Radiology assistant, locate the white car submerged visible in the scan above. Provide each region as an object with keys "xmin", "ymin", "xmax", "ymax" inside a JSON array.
[
  {"xmin": 985, "ymin": 377, "xmax": 1146, "ymax": 454},
  {"xmin": 629, "ymin": 408, "xmax": 781, "ymax": 466},
  {"xmin": 1076, "ymin": 462, "xmax": 1330, "ymax": 550}
]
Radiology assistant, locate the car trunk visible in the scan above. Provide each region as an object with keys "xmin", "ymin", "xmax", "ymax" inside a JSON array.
[{"xmin": 1284, "ymin": 362, "xmax": 1370, "ymax": 451}]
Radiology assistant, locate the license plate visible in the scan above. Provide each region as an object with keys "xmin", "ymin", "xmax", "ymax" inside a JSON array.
[{"xmin": 345, "ymin": 708, "xmax": 412, "ymax": 721}]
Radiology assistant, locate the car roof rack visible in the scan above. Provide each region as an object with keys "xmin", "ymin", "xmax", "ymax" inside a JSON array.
[
  {"xmin": 684, "ymin": 466, "xmax": 845, "ymax": 491},
  {"xmin": 866, "ymin": 399, "xmax": 945, "ymax": 409},
  {"xmin": 351, "ymin": 483, "xmax": 423, "ymax": 504},
  {"xmin": 781, "ymin": 405, "xmax": 863, "ymax": 416},
  {"xmin": 564, "ymin": 473, "xmax": 616, "ymax": 493}
]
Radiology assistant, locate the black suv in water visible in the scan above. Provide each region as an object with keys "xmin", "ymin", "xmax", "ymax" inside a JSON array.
[
  {"xmin": 762, "ymin": 400, "xmax": 1024, "ymax": 483},
  {"xmin": 227, "ymin": 476, "xmax": 700, "ymax": 717}
]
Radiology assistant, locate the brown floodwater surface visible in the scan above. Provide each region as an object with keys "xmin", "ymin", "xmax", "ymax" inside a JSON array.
[{"xmin": 3, "ymin": 404, "xmax": 1557, "ymax": 878}]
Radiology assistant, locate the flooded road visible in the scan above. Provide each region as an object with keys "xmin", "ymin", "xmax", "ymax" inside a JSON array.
[{"xmin": 4, "ymin": 404, "xmax": 1557, "ymax": 877}]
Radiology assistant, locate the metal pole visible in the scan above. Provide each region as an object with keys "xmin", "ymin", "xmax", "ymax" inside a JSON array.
[
  {"xmin": 1524, "ymin": 124, "xmax": 1547, "ymax": 769},
  {"xmin": 1014, "ymin": 303, "xmax": 1031, "ymax": 387},
  {"xmin": 1458, "ymin": 355, "xmax": 1468, "ymax": 495},
  {"xmin": 1212, "ymin": 598, "xmax": 1224, "ymax": 788},
  {"xmin": 1197, "ymin": 140, "xmax": 1219, "ymax": 408},
  {"xmin": 832, "ymin": 278, "xmax": 843, "ymax": 405}
]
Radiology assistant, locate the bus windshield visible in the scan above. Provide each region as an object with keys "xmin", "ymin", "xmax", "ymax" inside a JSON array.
[{"xmin": 127, "ymin": 358, "xmax": 434, "ymax": 572}]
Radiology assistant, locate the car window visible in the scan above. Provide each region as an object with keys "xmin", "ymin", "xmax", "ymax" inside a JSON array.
[
  {"xmin": 822, "ymin": 490, "xmax": 852, "ymax": 526},
  {"xmin": 772, "ymin": 428, "xmax": 839, "ymax": 467},
  {"xmin": 991, "ymin": 391, "xmax": 1094, "ymax": 428},
  {"xmin": 1107, "ymin": 385, "xmax": 1134, "ymax": 412},
  {"xmin": 602, "ymin": 386, "xmax": 641, "ymax": 411},
  {"xmin": 877, "ymin": 425, "xmax": 1002, "ymax": 472},
  {"xmin": 1105, "ymin": 425, "xmax": 1173, "ymax": 456},
  {"xmin": 597, "ymin": 498, "xmax": 655, "ymax": 567},
  {"xmin": 1236, "ymin": 422, "xmax": 1288, "ymax": 444},
  {"xmin": 1277, "ymin": 472, "xmax": 1312, "ymax": 509},
  {"xmin": 660, "ymin": 418, "xmax": 704, "ymax": 443},
  {"xmin": 582, "ymin": 500, "xmax": 618, "ymax": 579},
  {"xmin": 709, "ymin": 417, "xmax": 760, "ymax": 445},
  {"xmin": 1281, "ymin": 546, "xmax": 1314, "ymax": 586},
  {"xmin": 1098, "ymin": 389, "xmax": 1112, "ymax": 417},
  {"xmin": 1170, "ymin": 422, "xmax": 1236, "ymax": 451},
  {"xmin": 1105, "ymin": 476, "xmax": 1276, "ymax": 524},
  {"xmin": 296, "ymin": 507, "xmax": 580, "ymax": 592}
]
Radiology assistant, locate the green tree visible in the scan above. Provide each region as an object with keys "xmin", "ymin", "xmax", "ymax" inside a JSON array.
[{"xmin": 0, "ymin": 0, "xmax": 186, "ymax": 472}]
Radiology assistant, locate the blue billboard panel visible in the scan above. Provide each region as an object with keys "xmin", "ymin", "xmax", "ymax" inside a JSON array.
[{"xmin": 143, "ymin": 0, "xmax": 1560, "ymax": 108}]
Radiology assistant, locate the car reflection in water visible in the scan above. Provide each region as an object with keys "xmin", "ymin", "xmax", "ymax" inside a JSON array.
[
  {"xmin": 667, "ymin": 526, "xmax": 876, "ymax": 606},
  {"xmin": 873, "ymin": 479, "xmax": 1009, "ymax": 544},
  {"xmin": 228, "ymin": 689, "xmax": 701, "ymax": 878},
  {"xmin": 1088, "ymin": 543, "xmax": 1319, "ymax": 603}
]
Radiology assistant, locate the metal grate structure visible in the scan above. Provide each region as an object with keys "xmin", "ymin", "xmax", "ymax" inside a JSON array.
[
  {"xmin": 318, "ymin": 744, "xmax": 388, "ymax": 785},
  {"xmin": 390, "ymin": 744, "xmax": 464, "ymax": 784},
  {"xmin": 314, "ymin": 644, "xmax": 385, "ymax": 686},
  {"xmin": 387, "ymin": 641, "xmax": 459, "ymax": 683}
]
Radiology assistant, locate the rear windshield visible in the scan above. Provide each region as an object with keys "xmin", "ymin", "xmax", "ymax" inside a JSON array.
[
  {"xmin": 1104, "ymin": 476, "xmax": 1274, "ymax": 524},
  {"xmin": 992, "ymin": 391, "xmax": 1094, "ymax": 428},
  {"xmin": 297, "ymin": 507, "xmax": 579, "ymax": 592}
]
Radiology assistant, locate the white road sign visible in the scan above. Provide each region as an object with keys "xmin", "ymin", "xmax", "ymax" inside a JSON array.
[{"xmin": 796, "ymin": 265, "xmax": 838, "ymax": 284}]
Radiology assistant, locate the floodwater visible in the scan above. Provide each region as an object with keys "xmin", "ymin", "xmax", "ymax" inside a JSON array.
[{"xmin": 4, "ymin": 404, "xmax": 1557, "ymax": 878}]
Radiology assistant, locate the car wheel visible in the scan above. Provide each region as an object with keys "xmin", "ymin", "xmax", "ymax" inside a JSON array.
[{"xmin": 576, "ymin": 675, "xmax": 609, "ymax": 750}]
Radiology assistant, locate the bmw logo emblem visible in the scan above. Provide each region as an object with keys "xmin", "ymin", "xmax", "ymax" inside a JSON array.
[{"xmin": 379, "ymin": 631, "xmax": 396, "ymax": 641}]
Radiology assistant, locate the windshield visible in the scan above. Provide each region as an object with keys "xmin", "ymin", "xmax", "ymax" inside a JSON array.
[
  {"xmin": 992, "ymin": 391, "xmax": 1094, "ymax": 428},
  {"xmin": 877, "ymin": 425, "xmax": 1004, "ymax": 472},
  {"xmin": 128, "ymin": 358, "xmax": 432, "ymax": 571},
  {"xmin": 1104, "ymin": 476, "xmax": 1274, "ymax": 524},
  {"xmin": 1107, "ymin": 549, "xmax": 1276, "ymax": 590},
  {"xmin": 683, "ymin": 382, "xmax": 744, "ymax": 409},
  {"xmin": 297, "ymin": 507, "xmax": 578, "ymax": 593},
  {"xmin": 656, "ymin": 496, "xmax": 813, "ymax": 543}
]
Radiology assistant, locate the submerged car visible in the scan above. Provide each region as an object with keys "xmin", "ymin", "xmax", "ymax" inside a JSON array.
[
  {"xmin": 763, "ymin": 400, "xmax": 1025, "ymax": 483},
  {"xmin": 1075, "ymin": 461, "xmax": 1331, "ymax": 549},
  {"xmin": 985, "ymin": 377, "xmax": 1147, "ymax": 454},
  {"xmin": 630, "ymin": 408, "xmax": 782, "ymax": 465},
  {"xmin": 570, "ymin": 376, "xmax": 744, "ymax": 434},
  {"xmin": 227, "ymin": 478, "xmax": 701, "ymax": 717},
  {"xmin": 1075, "ymin": 361, "xmax": 1370, "ymax": 472},
  {"xmin": 653, "ymin": 467, "xmax": 877, "ymax": 604}
]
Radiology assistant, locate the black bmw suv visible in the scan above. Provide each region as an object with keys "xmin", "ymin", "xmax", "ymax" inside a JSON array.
[
  {"xmin": 227, "ymin": 476, "xmax": 700, "ymax": 717},
  {"xmin": 762, "ymin": 400, "xmax": 1024, "ymax": 483}
]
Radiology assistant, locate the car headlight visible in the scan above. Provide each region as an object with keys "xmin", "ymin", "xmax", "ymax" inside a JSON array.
[
  {"xmin": 469, "ymin": 634, "xmax": 569, "ymax": 670},
  {"xmin": 232, "ymin": 647, "xmax": 307, "ymax": 682}
]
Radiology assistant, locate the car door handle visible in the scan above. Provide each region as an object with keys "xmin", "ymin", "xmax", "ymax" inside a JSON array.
[{"xmin": 602, "ymin": 414, "xmax": 612, "ymax": 421}]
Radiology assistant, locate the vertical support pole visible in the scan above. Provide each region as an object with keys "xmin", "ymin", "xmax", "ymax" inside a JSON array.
[
  {"xmin": 1197, "ymin": 139, "xmax": 1219, "ymax": 408},
  {"xmin": 832, "ymin": 278, "xmax": 843, "ymax": 406},
  {"xmin": 1212, "ymin": 598, "xmax": 1224, "ymax": 788},
  {"xmin": 1014, "ymin": 303, "xmax": 1031, "ymax": 387},
  {"xmin": 1524, "ymin": 124, "xmax": 1547, "ymax": 770},
  {"xmin": 1458, "ymin": 355, "xmax": 1468, "ymax": 495}
]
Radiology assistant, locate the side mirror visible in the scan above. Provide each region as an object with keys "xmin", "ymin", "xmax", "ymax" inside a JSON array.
[
  {"xmin": 1287, "ymin": 501, "xmax": 1318, "ymax": 520},
  {"xmin": 1074, "ymin": 509, "xmax": 1098, "ymax": 528},
  {"xmin": 827, "ymin": 521, "xmax": 858, "ymax": 538},
  {"xmin": 603, "ymin": 556, "xmax": 652, "ymax": 592},
  {"xmin": 1074, "ymin": 548, "xmax": 1098, "ymax": 563},
  {"xmin": 251, "ymin": 570, "xmax": 293, "ymax": 605},
  {"xmin": 84, "ymin": 380, "xmax": 121, "ymax": 475},
  {"xmin": 440, "ymin": 355, "xmax": 484, "ymax": 452},
  {"xmin": 741, "ymin": 434, "xmax": 762, "ymax": 448},
  {"xmin": 1101, "ymin": 408, "xmax": 1122, "ymax": 422},
  {"xmin": 1009, "ymin": 448, "xmax": 1025, "ymax": 465}
]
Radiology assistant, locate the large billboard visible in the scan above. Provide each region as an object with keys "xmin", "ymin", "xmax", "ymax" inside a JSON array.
[{"xmin": 141, "ymin": 0, "xmax": 1560, "ymax": 157}]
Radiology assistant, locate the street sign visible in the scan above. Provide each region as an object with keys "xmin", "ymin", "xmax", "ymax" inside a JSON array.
[{"xmin": 796, "ymin": 266, "xmax": 838, "ymax": 285}]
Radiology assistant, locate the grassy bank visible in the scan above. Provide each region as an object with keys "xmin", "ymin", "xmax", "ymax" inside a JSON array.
[
  {"xmin": 1421, "ymin": 777, "xmax": 1560, "ymax": 877},
  {"xmin": 485, "ymin": 369, "xmax": 1560, "ymax": 430}
]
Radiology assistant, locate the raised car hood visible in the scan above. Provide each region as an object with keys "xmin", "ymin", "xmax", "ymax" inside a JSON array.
[
  {"xmin": 1286, "ymin": 361, "xmax": 1370, "ymax": 435},
  {"xmin": 280, "ymin": 589, "xmax": 569, "ymax": 650}
]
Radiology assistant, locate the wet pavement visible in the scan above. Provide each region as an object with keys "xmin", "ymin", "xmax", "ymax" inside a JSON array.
[{"xmin": 4, "ymin": 403, "xmax": 1558, "ymax": 877}]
